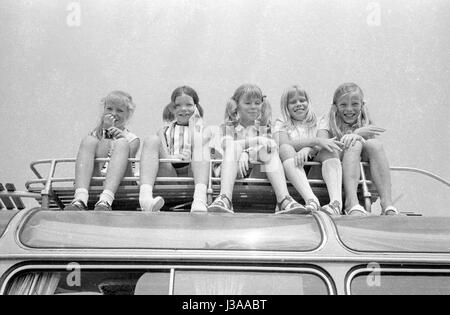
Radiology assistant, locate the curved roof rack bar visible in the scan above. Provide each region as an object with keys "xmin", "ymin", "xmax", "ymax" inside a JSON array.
[{"xmin": 390, "ymin": 167, "xmax": 450, "ymax": 188}]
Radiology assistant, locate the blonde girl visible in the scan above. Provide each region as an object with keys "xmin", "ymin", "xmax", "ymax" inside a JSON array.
[
  {"xmin": 65, "ymin": 91, "xmax": 140, "ymax": 211},
  {"xmin": 139, "ymin": 86, "xmax": 211, "ymax": 212},
  {"xmin": 274, "ymin": 85, "xmax": 344, "ymax": 215},
  {"xmin": 208, "ymin": 84, "xmax": 307, "ymax": 214},
  {"xmin": 319, "ymin": 83, "xmax": 398, "ymax": 215}
]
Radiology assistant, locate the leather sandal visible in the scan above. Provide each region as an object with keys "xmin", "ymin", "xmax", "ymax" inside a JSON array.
[
  {"xmin": 208, "ymin": 194, "xmax": 234, "ymax": 213},
  {"xmin": 276, "ymin": 196, "xmax": 310, "ymax": 215}
]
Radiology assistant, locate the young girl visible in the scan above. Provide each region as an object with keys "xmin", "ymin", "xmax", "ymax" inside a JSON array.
[
  {"xmin": 65, "ymin": 91, "xmax": 140, "ymax": 211},
  {"xmin": 318, "ymin": 82, "xmax": 398, "ymax": 216},
  {"xmin": 274, "ymin": 85, "xmax": 344, "ymax": 215},
  {"xmin": 139, "ymin": 86, "xmax": 211, "ymax": 212},
  {"xmin": 208, "ymin": 84, "xmax": 308, "ymax": 214}
]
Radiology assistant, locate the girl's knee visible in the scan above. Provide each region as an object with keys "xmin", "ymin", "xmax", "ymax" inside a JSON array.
[
  {"xmin": 364, "ymin": 139, "xmax": 384, "ymax": 154},
  {"xmin": 317, "ymin": 149, "xmax": 340, "ymax": 162},
  {"xmin": 114, "ymin": 138, "xmax": 131, "ymax": 152},
  {"xmin": 143, "ymin": 135, "xmax": 160, "ymax": 149},
  {"xmin": 278, "ymin": 144, "xmax": 295, "ymax": 162},
  {"xmin": 344, "ymin": 141, "xmax": 363, "ymax": 156},
  {"xmin": 80, "ymin": 135, "xmax": 99, "ymax": 149}
]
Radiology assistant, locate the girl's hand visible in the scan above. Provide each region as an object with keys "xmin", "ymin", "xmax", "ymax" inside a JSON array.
[
  {"xmin": 103, "ymin": 114, "xmax": 116, "ymax": 129},
  {"xmin": 295, "ymin": 147, "xmax": 313, "ymax": 168},
  {"xmin": 106, "ymin": 127, "xmax": 125, "ymax": 139},
  {"xmin": 315, "ymin": 138, "xmax": 344, "ymax": 153},
  {"xmin": 180, "ymin": 149, "xmax": 192, "ymax": 161},
  {"xmin": 341, "ymin": 134, "xmax": 366, "ymax": 149},
  {"xmin": 355, "ymin": 126, "xmax": 386, "ymax": 139},
  {"xmin": 238, "ymin": 151, "xmax": 250, "ymax": 178}
]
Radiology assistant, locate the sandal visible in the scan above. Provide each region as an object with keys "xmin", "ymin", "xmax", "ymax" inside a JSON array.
[
  {"xmin": 208, "ymin": 194, "xmax": 234, "ymax": 214},
  {"xmin": 305, "ymin": 199, "xmax": 320, "ymax": 213},
  {"xmin": 383, "ymin": 206, "xmax": 399, "ymax": 216},
  {"xmin": 64, "ymin": 199, "xmax": 88, "ymax": 211},
  {"xmin": 276, "ymin": 196, "xmax": 310, "ymax": 215},
  {"xmin": 321, "ymin": 200, "xmax": 342, "ymax": 216},
  {"xmin": 345, "ymin": 204, "xmax": 370, "ymax": 216}
]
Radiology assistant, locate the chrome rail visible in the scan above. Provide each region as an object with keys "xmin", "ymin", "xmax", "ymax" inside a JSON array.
[{"xmin": 27, "ymin": 158, "xmax": 450, "ymax": 212}]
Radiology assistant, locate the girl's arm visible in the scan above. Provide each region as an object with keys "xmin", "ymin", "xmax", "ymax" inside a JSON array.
[
  {"xmin": 157, "ymin": 128, "xmax": 171, "ymax": 156},
  {"xmin": 275, "ymin": 129, "xmax": 342, "ymax": 154},
  {"xmin": 274, "ymin": 130, "xmax": 319, "ymax": 151},
  {"xmin": 354, "ymin": 125, "xmax": 386, "ymax": 140},
  {"xmin": 314, "ymin": 130, "xmax": 344, "ymax": 153}
]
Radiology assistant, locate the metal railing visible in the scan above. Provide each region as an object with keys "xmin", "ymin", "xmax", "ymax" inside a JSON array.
[{"xmin": 25, "ymin": 158, "xmax": 380, "ymax": 211}]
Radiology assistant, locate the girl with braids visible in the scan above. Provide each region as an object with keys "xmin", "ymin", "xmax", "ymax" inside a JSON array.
[
  {"xmin": 208, "ymin": 84, "xmax": 308, "ymax": 214},
  {"xmin": 139, "ymin": 86, "xmax": 211, "ymax": 213}
]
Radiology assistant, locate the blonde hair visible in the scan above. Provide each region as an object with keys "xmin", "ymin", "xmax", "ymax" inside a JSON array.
[
  {"xmin": 92, "ymin": 91, "xmax": 136, "ymax": 139},
  {"xmin": 224, "ymin": 84, "xmax": 272, "ymax": 127},
  {"xmin": 280, "ymin": 85, "xmax": 317, "ymax": 131},
  {"xmin": 329, "ymin": 83, "xmax": 372, "ymax": 139}
]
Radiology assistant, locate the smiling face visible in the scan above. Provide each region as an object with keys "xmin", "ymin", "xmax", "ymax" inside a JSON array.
[
  {"xmin": 172, "ymin": 94, "xmax": 196, "ymax": 125},
  {"xmin": 287, "ymin": 91, "xmax": 309, "ymax": 122},
  {"xmin": 103, "ymin": 99, "xmax": 130, "ymax": 129},
  {"xmin": 335, "ymin": 92, "xmax": 363, "ymax": 125},
  {"xmin": 237, "ymin": 94, "xmax": 262, "ymax": 125}
]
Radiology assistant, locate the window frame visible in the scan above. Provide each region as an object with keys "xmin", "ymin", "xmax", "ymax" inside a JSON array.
[
  {"xmin": 346, "ymin": 266, "xmax": 450, "ymax": 295},
  {"xmin": 17, "ymin": 210, "xmax": 327, "ymax": 253},
  {"xmin": 1, "ymin": 264, "xmax": 336, "ymax": 295}
]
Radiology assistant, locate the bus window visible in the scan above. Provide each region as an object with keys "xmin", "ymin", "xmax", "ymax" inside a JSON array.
[
  {"xmin": 4, "ymin": 269, "xmax": 170, "ymax": 295},
  {"xmin": 350, "ymin": 269, "xmax": 450, "ymax": 295},
  {"xmin": 173, "ymin": 270, "xmax": 330, "ymax": 295}
]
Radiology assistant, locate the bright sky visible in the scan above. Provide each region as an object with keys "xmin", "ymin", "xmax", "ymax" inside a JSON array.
[{"xmin": 0, "ymin": 0, "xmax": 449, "ymax": 215}]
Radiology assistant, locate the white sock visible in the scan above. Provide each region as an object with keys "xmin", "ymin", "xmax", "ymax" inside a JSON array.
[
  {"xmin": 282, "ymin": 158, "xmax": 317, "ymax": 202},
  {"xmin": 193, "ymin": 183, "xmax": 207, "ymax": 204},
  {"xmin": 139, "ymin": 184, "xmax": 154, "ymax": 211},
  {"xmin": 74, "ymin": 188, "xmax": 89, "ymax": 205},
  {"xmin": 322, "ymin": 158, "xmax": 342, "ymax": 206},
  {"xmin": 99, "ymin": 189, "xmax": 115, "ymax": 206}
]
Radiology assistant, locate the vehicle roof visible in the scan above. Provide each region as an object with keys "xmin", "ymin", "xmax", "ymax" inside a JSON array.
[
  {"xmin": 0, "ymin": 210, "xmax": 19, "ymax": 239},
  {"xmin": 2, "ymin": 209, "xmax": 450, "ymax": 255}
]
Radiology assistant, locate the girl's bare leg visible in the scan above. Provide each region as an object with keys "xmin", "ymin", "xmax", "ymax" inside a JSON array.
[
  {"xmin": 69, "ymin": 135, "xmax": 103, "ymax": 207},
  {"xmin": 218, "ymin": 141, "xmax": 243, "ymax": 200},
  {"xmin": 139, "ymin": 135, "xmax": 175, "ymax": 211},
  {"xmin": 261, "ymin": 149, "xmax": 290, "ymax": 203},
  {"xmin": 102, "ymin": 138, "xmax": 130, "ymax": 194},
  {"xmin": 191, "ymin": 138, "xmax": 211, "ymax": 211},
  {"xmin": 279, "ymin": 144, "xmax": 317, "ymax": 203},
  {"xmin": 342, "ymin": 142, "xmax": 363, "ymax": 210},
  {"xmin": 363, "ymin": 139, "xmax": 393, "ymax": 211}
]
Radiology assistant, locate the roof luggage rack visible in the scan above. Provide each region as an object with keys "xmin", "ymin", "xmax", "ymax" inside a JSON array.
[
  {"xmin": 24, "ymin": 158, "xmax": 382, "ymax": 213},
  {"xmin": 0, "ymin": 183, "xmax": 40, "ymax": 211}
]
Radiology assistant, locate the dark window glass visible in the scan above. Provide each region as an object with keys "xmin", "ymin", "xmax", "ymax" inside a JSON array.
[
  {"xmin": 20, "ymin": 211, "xmax": 322, "ymax": 252},
  {"xmin": 334, "ymin": 216, "xmax": 450, "ymax": 253},
  {"xmin": 5, "ymin": 270, "xmax": 170, "ymax": 295},
  {"xmin": 174, "ymin": 270, "xmax": 329, "ymax": 295},
  {"xmin": 351, "ymin": 271, "xmax": 450, "ymax": 295}
]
